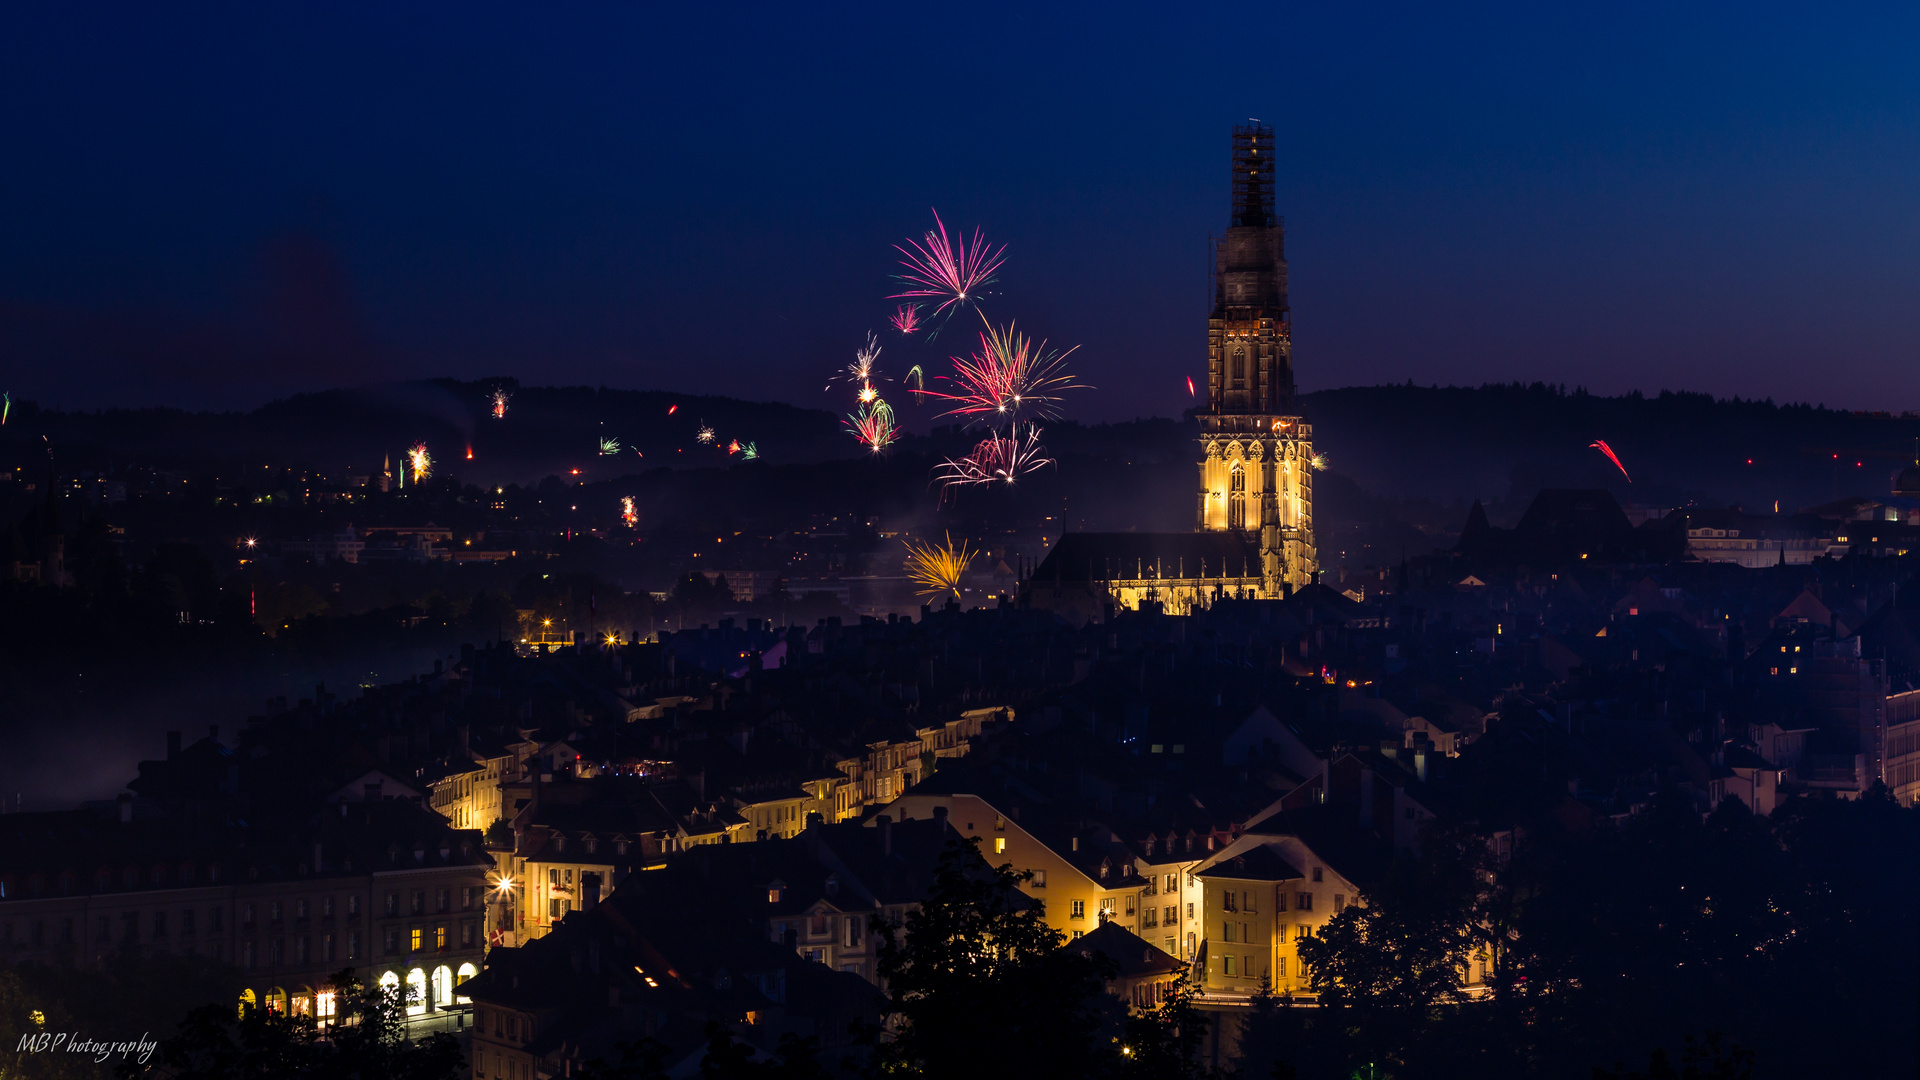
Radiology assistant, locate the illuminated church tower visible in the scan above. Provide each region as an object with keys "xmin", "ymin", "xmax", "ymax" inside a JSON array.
[{"xmin": 1198, "ymin": 123, "xmax": 1316, "ymax": 593}]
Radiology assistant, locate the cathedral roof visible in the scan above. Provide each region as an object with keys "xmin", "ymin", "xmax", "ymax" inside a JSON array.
[{"xmin": 1030, "ymin": 532, "xmax": 1263, "ymax": 583}]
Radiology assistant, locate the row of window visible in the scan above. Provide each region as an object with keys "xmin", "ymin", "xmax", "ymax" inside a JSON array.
[{"xmin": 381, "ymin": 887, "xmax": 481, "ymax": 918}]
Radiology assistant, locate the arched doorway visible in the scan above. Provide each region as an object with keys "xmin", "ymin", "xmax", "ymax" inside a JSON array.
[
  {"xmin": 291, "ymin": 987, "xmax": 313, "ymax": 1016},
  {"xmin": 263, "ymin": 987, "xmax": 287, "ymax": 1015},
  {"xmin": 455, "ymin": 962, "xmax": 478, "ymax": 1005},
  {"xmin": 378, "ymin": 969, "xmax": 401, "ymax": 1009},
  {"xmin": 236, "ymin": 988, "xmax": 256, "ymax": 1019},
  {"xmin": 432, "ymin": 965, "xmax": 454, "ymax": 1008},
  {"xmin": 405, "ymin": 968, "xmax": 427, "ymax": 1016}
]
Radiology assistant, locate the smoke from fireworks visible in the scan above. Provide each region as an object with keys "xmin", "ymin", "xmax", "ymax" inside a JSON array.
[
  {"xmin": 599, "ymin": 436, "xmax": 621, "ymax": 456},
  {"xmin": 890, "ymin": 304, "xmax": 922, "ymax": 335},
  {"xmin": 903, "ymin": 533, "xmax": 976, "ymax": 600},
  {"xmin": 620, "ymin": 496, "xmax": 637, "ymax": 528},
  {"xmin": 922, "ymin": 320, "xmax": 1084, "ymax": 424},
  {"xmin": 491, "ymin": 388, "xmax": 510, "ymax": 419},
  {"xmin": 936, "ymin": 423, "xmax": 1053, "ymax": 490},
  {"xmin": 890, "ymin": 209, "xmax": 1007, "ymax": 323},
  {"xmin": 695, "ymin": 424, "xmax": 715, "ymax": 444},
  {"xmin": 1590, "ymin": 439, "xmax": 1632, "ymax": 482},
  {"xmin": 408, "ymin": 443, "xmax": 432, "ymax": 484},
  {"xmin": 845, "ymin": 398, "xmax": 900, "ymax": 454}
]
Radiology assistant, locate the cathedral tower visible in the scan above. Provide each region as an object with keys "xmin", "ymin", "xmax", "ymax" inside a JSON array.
[{"xmin": 1198, "ymin": 123, "xmax": 1316, "ymax": 593}]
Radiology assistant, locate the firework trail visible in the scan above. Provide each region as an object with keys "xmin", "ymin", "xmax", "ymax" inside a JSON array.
[
  {"xmin": 599, "ymin": 436, "xmax": 621, "ymax": 456},
  {"xmin": 668, "ymin": 404, "xmax": 678, "ymax": 416},
  {"xmin": 620, "ymin": 496, "xmax": 638, "ymax": 528},
  {"xmin": 1186, "ymin": 376, "xmax": 1195, "ymax": 398},
  {"xmin": 904, "ymin": 366, "xmax": 926, "ymax": 396},
  {"xmin": 408, "ymin": 443, "xmax": 432, "ymax": 484},
  {"xmin": 844, "ymin": 398, "xmax": 900, "ymax": 454},
  {"xmin": 920, "ymin": 319, "xmax": 1084, "ymax": 424},
  {"xmin": 890, "ymin": 304, "xmax": 922, "ymax": 335},
  {"xmin": 696, "ymin": 424, "xmax": 716, "ymax": 444},
  {"xmin": 1590, "ymin": 440, "xmax": 1632, "ymax": 482},
  {"xmin": 2, "ymin": 391, "xmax": 10, "ymax": 425},
  {"xmin": 935, "ymin": 423, "xmax": 1053, "ymax": 490},
  {"xmin": 890, "ymin": 209, "xmax": 1007, "ymax": 324},
  {"xmin": 741, "ymin": 442, "xmax": 759, "ymax": 461},
  {"xmin": 903, "ymin": 533, "xmax": 976, "ymax": 600},
  {"xmin": 491, "ymin": 388, "xmax": 510, "ymax": 419}
]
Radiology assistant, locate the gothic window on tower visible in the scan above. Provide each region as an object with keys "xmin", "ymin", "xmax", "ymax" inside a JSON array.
[
  {"xmin": 1230, "ymin": 347, "xmax": 1246, "ymax": 388},
  {"xmin": 1229, "ymin": 466, "xmax": 1247, "ymax": 530}
]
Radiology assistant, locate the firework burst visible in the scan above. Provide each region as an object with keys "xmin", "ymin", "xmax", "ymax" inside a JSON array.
[
  {"xmin": 844, "ymin": 398, "xmax": 900, "ymax": 454},
  {"xmin": 741, "ymin": 442, "xmax": 759, "ymax": 461},
  {"xmin": 890, "ymin": 304, "xmax": 922, "ymax": 335},
  {"xmin": 935, "ymin": 423, "xmax": 1053, "ymax": 490},
  {"xmin": 599, "ymin": 436, "xmax": 621, "ymax": 456},
  {"xmin": 1590, "ymin": 440, "xmax": 1631, "ymax": 482},
  {"xmin": 903, "ymin": 533, "xmax": 976, "ymax": 600},
  {"xmin": 620, "ymin": 496, "xmax": 638, "ymax": 528},
  {"xmin": 922, "ymin": 320, "xmax": 1084, "ymax": 424},
  {"xmin": 695, "ymin": 423, "xmax": 715, "ymax": 444},
  {"xmin": 890, "ymin": 209, "xmax": 1007, "ymax": 323},
  {"xmin": 490, "ymin": 388, "xmax": 511, "ymax": 419},
  {"xmin": 408, "ymin": 443, "xmax": 432, "ymax": 484},
  {"xmin": 904, "ymin": 366, "xmax": 926, "ymax": 396},
  {"xmin": 726, "ymin": 439, "xmax": 741, "ymax": 455}
]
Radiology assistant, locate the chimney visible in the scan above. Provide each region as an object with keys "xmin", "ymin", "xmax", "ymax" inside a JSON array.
[
  {"xmin": 1414, "ymin": 749, "xmax": 1428, "ymax": 784},
  {"xmin": 166, "ymin": 731, "xmax": 181, "ymax": 759}
]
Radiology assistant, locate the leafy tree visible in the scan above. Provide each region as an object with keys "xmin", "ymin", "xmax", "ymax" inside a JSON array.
[
  {"xmin": 868, "ymin": 838, "xmax": 1114, "ymax": 1080},
  {"xmin": 1118, "ymin": 969, "xmax": 1212, "ymax": 1080},
  {"xmin": 125, "ymin": 968, "xmax": 463, "ymax": 1080}
]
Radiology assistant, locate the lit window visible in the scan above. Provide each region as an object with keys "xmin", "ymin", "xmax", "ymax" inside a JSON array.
[
  {"xmin": 409, "ymin": 929, "xmax": 422, "ymax": 952},
  {"xmin": 994, "ymin": 838, "xmax": 1007, "ymax": 854}
]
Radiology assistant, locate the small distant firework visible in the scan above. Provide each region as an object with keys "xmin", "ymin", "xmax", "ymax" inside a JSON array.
[
  {"xmin": 599, "ymin": 436, "xmax": 621, "ymax": 456},
  {"xmin": 923, "ymin": 320, "xmax": 1083, "ymax": 423},
  {"xmin": 726, "ymin": 439, "xmax": 741, "ymax": 455},
  {"xmin": 667, "ymin": 404, "xmax": 678, "ymax": 415},
  {"xmin": 741, "ymin": 442, "xmax": 759, "ymax": 461},
  {"xmin": 1186, "ymin": 376, "xmax": 1196, "ymax": 398},
  {"xmin": 903, "ymin": 533, "xmax": 976, "ymax": 600},
  {"xmin": 2, "ymin": 391, "xmax": 10, "ymax": 425},
  {"xmin": 465, "ymin": 447, "xmax": 473, "ymax": 460},
  {"xmin": 890, "ymin": 209, "xmax": 1007, "ymax": 323},
  {"xmin": 490, "ymin": 388, "xmax": 510, "ymax": 419},
  {"xmin": 1308, "ymin": 452, "xmax": 1328, "ymax": 471},
  {"xmin": 695, "ymin": 423, "xmax": 715, "ymax": 444},
  {"xmin": 620, "ymin": 495, "xmax": 638, "ymax": 528},
  {"xmin": 890, "ymin": 304, "xmax": 922, "ymax": 335},
  {"xmin": 845, "ymin": 398, "xmax": 900, "ymax": 454},
  {"xmin": 904, "ymin": 366, "xmax": 926, "ymax": 396},
  {"xmin": 408, "ymin": 443, "xmax": 432, "ymax": 484},
  {"xmin": 936, "ymin": 423, "xmax": 1052, "ymax": 489},
  {"xmin": 1590, "ymin": 439, "xmax": 1632, "ymax": 482}
]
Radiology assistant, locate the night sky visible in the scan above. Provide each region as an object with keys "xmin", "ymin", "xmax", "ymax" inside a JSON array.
[{"xmin": 1, "ymin": 3, "xmax": 1916, "ymax": 421}]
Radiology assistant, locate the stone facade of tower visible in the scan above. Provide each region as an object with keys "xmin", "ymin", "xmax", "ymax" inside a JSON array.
[{"xmin": 1197, "ymin": 124, "xmax": 1316, "ymax": 595}]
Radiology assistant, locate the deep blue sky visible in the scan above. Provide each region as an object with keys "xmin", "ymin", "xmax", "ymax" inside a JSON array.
[{"xmin": 1, "ymin": 3, "xmax": 1916, "ymax": 421}]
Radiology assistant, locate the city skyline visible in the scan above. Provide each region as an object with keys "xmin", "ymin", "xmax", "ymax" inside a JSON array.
[{"xmin": 2, "ymin": 4, "xmax": 1917, "ymax": 419}]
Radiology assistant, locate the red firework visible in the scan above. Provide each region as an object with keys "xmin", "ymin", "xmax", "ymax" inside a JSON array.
[
  {"xmin": 1590, "ymin": 440, "xmax": 1631, "ymax": 482},
  {"xmin": 936, "ymin": 423, "xmax": 1053, "ymax": 490},
  {"xmin": 890, "ymin": 304, "xmax": 922, "ymax": 335},
  {"xmin": 918, "ymin": 320, "xmax": 1083, "ymax": 424},
  {"xmin": 890, "ymin": 209, "xmax": 1007, "ymax": 321}
]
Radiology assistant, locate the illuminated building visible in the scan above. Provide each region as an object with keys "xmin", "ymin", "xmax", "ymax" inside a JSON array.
[{"xmin": 1198, "ymin": 123, "xmax": 1317, "ymax": 595}]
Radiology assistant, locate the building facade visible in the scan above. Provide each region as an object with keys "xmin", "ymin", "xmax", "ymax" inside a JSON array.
[{"xmin": 1199, "ymin": 123, "xmax": 1316, "ymax": 595}]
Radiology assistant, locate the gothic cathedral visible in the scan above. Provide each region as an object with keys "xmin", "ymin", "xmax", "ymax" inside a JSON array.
[{"xmin": 1197, "ymin": 123, "xmax": 1316, "ymax": 594}]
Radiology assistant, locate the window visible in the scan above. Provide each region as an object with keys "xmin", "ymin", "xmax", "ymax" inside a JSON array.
[
  {"xmin": 242, "ymin": 903, "xmax": 255, "ymax": 926},
  {"xmin": 1030, "ymin": 870, "xmax": 1046, "ymax": 888},
  {"xmin": 384, "ymin": 928, "xmax": 399, "ymax": 954},
  {"xmin": 462, "ymin": 887, "xmax": 474, "ymax": 911},
  {"xmin": 1297, "ymin": 893, "xmax": 1313, "ymax": 911},
  {"xmin": 1070, "ymin": 900, "xmax": 1086, "ymax": 920},
  {"xmin": 549, "ymin": 899, "xmax": 563, "ymax": 920},
  {"xmin": 1230, "ymin": 348, "xmax": 1246, "ymax": 389},
  {"xmin": 1071, "ymin": 930, "xmax": 1084, "ymax": 940},
  {"xmin": 1144, "ymin": 908, "xmax": 1158, "ymax": 928},
  {"xmin": 437, "ymin": 888, "xmax": 450, "ymax": 913},
  {"xmin": 549, "ymin": 869, "xmax": 559, "ymax": 886},
  {"xmin": 436, "ymin": 926, "xmax": 447, "ymax": 950},
  {"xmin": 1243, "ymin": 954, "xmax": 1254, "ymax": 979},
  {"xmin": 1223, "ymin": 955, "xmax": 1237, "ymax": 976},
  {"xmin": 1124, "ymin": 895, "xmax": 1136, "ymax": 916},
  {"xmin": 181, "ymin": 909, "xmax": 195, "ymax": 936},
  {"xmin": 1295, "ymin": 925, "xmax": 1310, "ymax": 940},
  {"xmin": 348, "ymin": 931, "xmax": 360, "ymax": 959},
  {"xmin": 844, "ymin": 917, "xmax": 862, "ymax": 948},
  {"xmin": 384, "ymin": 892, "xmax": 398, "ymax": 917},
  {"xmin": 295, "ymin": 936, "xmax": 309, "ymax": 963},
  {"xmin": 1099, "ymin": 898, "xmax": 1115, "ymax": 918},
  {"xmin": 324, "ymin": 933, "xmax": 335, "ymax": 962},
  {"xmin": 1224, "ymin": 892, "xmax": 1238, "ymax": 912},
  {"xmin": 1311, "ymin": 867, "xmax": 1323, "ymax": 883},
  {"xmin": 270, "ymin": 901, "xmax": 282, "ymax": 922},
  {"xmin": 1165, "ymin": 906, "xmax": 1177, "ymax": 925},
  {"xmin": 994, "ymin": 838, "xmax": 1007, "ymax": 854},
  {"xmin": 411, "ymin": 892, "xmax": 426, "ymax": 916},
  {"xmin": 1276, "ymin": 956, "xmax": 1287, "ymax": 978},
  {"xmin": 1185, "ymin": 902, "xmax": 1194, "ymax": 921},
  {"xmin": 1276, "ymin": 890, "xmax": 1288, "ymax": 912},
  {"xmin": 409, "ymin": 928, "xmax": 423, "ymax": 952},
  {"xmin": 348, "ymin": 895, "xmax": 360, "ymax": 918},
  {"xmin": 1334, "ymin": 894, "xmax": 1346, "ymax": 913},
  {"xmin": 1242, "ymin": 890, "xmax": 1257, "ymax": 913},
  {"xmin": 1165, "ymin": 874, "xmax": 1177, "ymax": 894},
  {"xmin": 1224, "ymin": 922, "xmax": 1237, "ymax": 943},
  {"xmin": 296, "ymin": 899, "xmax": 308, "ymax": 919},
  {"xmin": 153, "ymin": 911, "xmax": 167, "ymax": 938}
]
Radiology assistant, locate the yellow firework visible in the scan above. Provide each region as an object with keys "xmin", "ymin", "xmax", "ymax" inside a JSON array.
[
  {"xmin": 903, "ymin": 534, "xmax": 975, "ymax": 600},
  {"xmin": 408, "ymin": 443, "xmax": 432, "ymax": 483}
]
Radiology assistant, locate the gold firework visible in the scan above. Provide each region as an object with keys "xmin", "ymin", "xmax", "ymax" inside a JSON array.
[{"xmin": 904, "ymin": 534, "xmax": 975, "ymax": 600}]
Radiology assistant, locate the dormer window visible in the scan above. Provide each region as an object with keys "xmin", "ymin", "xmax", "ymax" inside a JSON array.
[
  {"xmin": 767, "ymin": 881, "xmax": 785, "ymax": 904},
  {"xmin": 585, "ymin": 838, "xmax": 597, "ymax": 856},
  {"xmin": 554, "ymin": 837, "xmax": 565, "ymax": 854},
  {"xmin": 825, "ymin": 874, "xmax": 840, "ymax": 897}
]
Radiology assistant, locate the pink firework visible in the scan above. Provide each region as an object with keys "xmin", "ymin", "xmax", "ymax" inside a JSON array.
[
  {"xmin": 844, "ymin": 399, "xmax": 899, "ymax": 454},
  {"xmin": 1590, "ymin": 439, "xmax": 1632, "ymax": 482},
  {"xmin": 890, "ymin": 304, "xmax": 922, "ymax": 335},
  {"xmin": 920, "ymin": 320, "xmax": 1084, "ymax": 423},
  {"xmin": 890, "ymin": 209, "xmax": 1007, "ymax": 321},
  {"xmin": 936, "ymin": 423, "xmax": 1053, "ymax": 489}
]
